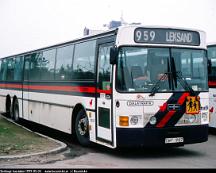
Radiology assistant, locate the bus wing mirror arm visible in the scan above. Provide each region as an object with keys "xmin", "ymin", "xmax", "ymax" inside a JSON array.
[{"xmin": 110, "ymin": 46, "xmax": 118, "ymax": 64}]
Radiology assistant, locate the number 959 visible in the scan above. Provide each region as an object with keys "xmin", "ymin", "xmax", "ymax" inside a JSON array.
[{"xmin": 136, "ymin": 30, "xmax": 155, "ymax": 41}]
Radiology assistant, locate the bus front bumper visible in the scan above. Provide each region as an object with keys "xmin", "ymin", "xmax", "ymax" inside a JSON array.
[{"xmin": 116, "ymin": 125, "xmax": 208, "ymax": 148}]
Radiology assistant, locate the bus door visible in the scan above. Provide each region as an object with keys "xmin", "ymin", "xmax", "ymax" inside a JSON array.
[{"xmin": 96, "ymin": 42, "xmax": 114, "ymax": 145}]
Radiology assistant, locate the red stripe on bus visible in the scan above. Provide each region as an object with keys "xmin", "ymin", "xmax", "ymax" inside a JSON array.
[
  {"xmin": 0, "ymin": 83, "xmax": 111, "ymax": 94},
  {"xmin": 177, "ymin": 93, "xmax": 190, "ymax": 105},
  {"xmin": 0, "ymin": 84, "xmax": 22, "ymax": 89},
  {"xmin": 97, "ymin": 89, "xmax": 112, "ymax": 94},
  {"xmin": 23, "ymin": 85, "xmax": 96, "ymax": 93},
  {"xmin": 156, "ymin": 93, "xmax": 190, "ymax": 128},
  {"xmin": 208, "ymin": 81, "xmax": 216, "ymax": 87},
  {"xmin": 156, "ymin": 111, "xmax": 175, "ymax": 128}
]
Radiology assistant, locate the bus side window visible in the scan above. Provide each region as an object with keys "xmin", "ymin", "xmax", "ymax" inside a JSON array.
[
  {"xmin": 1, "ymin": 59, "xmax": 8, "ymax": 81},
  {"xmin": 0, "ymin": 59, "xmax": 2, "ymax": 81},
  {"xmin": 73, "ymin": 40, "xmax": 96, "ymax": 80},
  {"xmin": 55, "ymin": 45, "xmax": 74, "ymax": 81},
  {"xmin": 14, "ymin": 56, "xmax": 24, "ymax": 81},
  {"xmin": 29, "ymin": 52, "xmax": 43, "ymax": 81},
  {"xmin": 24, "ymin": 55, "xmax": 31, "ymax": 81},
  {"xmin": 41, "ymin": 49, "xmax": 56, "ymax": 81},
  {"xmin": 98, "ymin": 45, "xmax": 112, "ymax": 90},
  {"xmin": 6, "ymin": 57, "xmax": 15, "ymax": 81}
]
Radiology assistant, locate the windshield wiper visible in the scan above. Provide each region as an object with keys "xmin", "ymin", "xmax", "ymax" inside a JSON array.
[
  {"xmin": 149, "ymin": 57, "xmax": 196, "ymax": 96},
  {"xmin": 175, "ymin": 71, "xmax": 196, "ymax": 96},
  {"xmin": 149, "ymin": 72, "xmax": 171, "ymax": 96},
  {"xmin": 149, "ymin": 58, "xmax": 173, "ymax": 96},
  {"xmin": 171, "ymin": 57, "xmax": 195, "ymax": 95}
]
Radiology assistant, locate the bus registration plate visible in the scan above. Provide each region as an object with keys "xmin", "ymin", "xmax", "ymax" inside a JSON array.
[{"xmin": 165, "ymin": 137, "xmax": 184, "ymax": 144}]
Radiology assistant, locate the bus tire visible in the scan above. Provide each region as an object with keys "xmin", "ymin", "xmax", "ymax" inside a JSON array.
[
  {"xmin": 75, "ymin": 109, "xmax": 90, "ymax": 147},
  {"xmin": 5, "ymin": 96, "xmax": 12, "ymax": 118},
  {"xmin": 12, "ymin": 99, "xmax": 19, "ymax": 122}
]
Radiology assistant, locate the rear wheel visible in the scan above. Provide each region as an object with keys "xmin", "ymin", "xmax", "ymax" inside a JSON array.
[
  {"xmin": 12, "ymin": 99, "xmax": 19, "ymax": 122},
  {"xmin": 75, "ymin": 109, "xmax": 90, "ymax": 147}
]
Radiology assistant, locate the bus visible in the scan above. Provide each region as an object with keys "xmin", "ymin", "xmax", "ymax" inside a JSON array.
[
  {"xmin": 207, "ymin": 43, "xmax": 216, "ymax": 129},
  {"xmin": 0, "ymin": 25, "xmax": 209, "ymax": 148}
]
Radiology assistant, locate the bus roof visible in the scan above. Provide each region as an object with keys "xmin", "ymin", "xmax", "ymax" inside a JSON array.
[{"xmin": 207, "ymin": 42, "xmax": 216, "ymax": 47}]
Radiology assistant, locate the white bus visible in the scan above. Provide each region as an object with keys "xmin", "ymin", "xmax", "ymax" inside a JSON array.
[
  {"xmin": 0, "ymin": 25, "xmax": 209, "ymax": 148},
  {"xmin": 207, "ymin": 43, "xmax": 216, "ymax": 129}
]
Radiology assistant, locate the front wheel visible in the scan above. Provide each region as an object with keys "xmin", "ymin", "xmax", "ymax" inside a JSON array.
[
  {"xmin": 5, "ymin": 98, "xmax": 12, "ymax": 118},
  {"xmin": 75, "ymin": 109, "xmax": 90, "ymax": 147}
]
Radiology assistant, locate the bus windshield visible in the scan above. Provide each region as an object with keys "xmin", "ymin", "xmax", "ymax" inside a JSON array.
[{"xmin": 116, "ymin": 47, "xmax": 208, "ymax": 93}]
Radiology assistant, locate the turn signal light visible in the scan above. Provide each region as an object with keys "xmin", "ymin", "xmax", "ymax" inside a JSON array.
[{"xmin": 119, "ymin": 116, "xmax": 129, "ymax": 126}]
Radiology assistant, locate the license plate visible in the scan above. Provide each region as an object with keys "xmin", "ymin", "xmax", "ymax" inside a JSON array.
[{"xmin": 165, "ymin": 137, "xmax": 184, "ymax": 144}]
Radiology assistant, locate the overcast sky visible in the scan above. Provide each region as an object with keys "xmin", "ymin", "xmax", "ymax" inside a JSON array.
[{"xmin": 0, "ymin": 0, "xmax": 215, "ymax": 57}]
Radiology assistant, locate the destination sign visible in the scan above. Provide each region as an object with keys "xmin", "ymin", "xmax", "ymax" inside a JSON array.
[{"xmin": 134, "ymin": 28, "xmax": 200, "ymax": 46}]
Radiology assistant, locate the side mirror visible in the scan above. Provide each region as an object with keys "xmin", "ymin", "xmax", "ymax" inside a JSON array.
[{"xmin": 110, "ymin": 46, "xmax": 118, "ymax": 64}]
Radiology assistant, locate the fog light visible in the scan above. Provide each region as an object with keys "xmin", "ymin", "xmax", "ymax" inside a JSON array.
[
  {"xmin": 119, "ymin": 116, "xmax": 129, "ymax": 126},
  {"xmin": 150, "ymin": 116, "xmax": 157, "ymax": 125},
  {"xmin": 130, "ymin": 115, "xmax": 139, "ymax": 125},
  {"xmin": 188, "ymin": 115, "xmax": 196, "ymax": 123}
]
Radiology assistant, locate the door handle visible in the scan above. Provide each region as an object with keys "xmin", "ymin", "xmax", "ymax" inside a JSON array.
[
  {"xmin": 102, "ymin": 101, "xmax": 105, "ymax": 105},
  {"xmin": 105, "ymin": 95, "xmax": 111, "ymax": 99}
]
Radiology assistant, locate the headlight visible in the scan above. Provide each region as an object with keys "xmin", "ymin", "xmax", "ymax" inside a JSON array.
[
  {"xmin": 150, "ymin": 116, "xmax": 157, "ymax": 125},
  {"xmin": 130, "ymin": 115, "xmax": 139, "ymax": 125}
]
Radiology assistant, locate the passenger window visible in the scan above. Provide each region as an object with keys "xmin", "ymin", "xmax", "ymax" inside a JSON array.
[
  {"xmin": 6, "ymin": 57, "xmax": 15, "ymax": 81},
  {"xmin": 29, "ymin": 52, "xmax": 43, "ymax": 81},
  {"xmin": 55, "ymin": 45, "xmax": 74, "ymax": 80},
  {"xmin": 41, "ymin": 49, "xmax": 56, "ymax": 80},
  {"xmin": 0, "ymin": 59, "xmax": 2, "ymax": 81},
  {"xmin": 24, "ymin": 55, "xmax": 31, "ymax": 81},
  {"xmin": 73, "ymin": 40, "xmax": 96, "ymax": 80},
  {"xmin": 14, "ymin": 56, "xmax": 24, "ymax": 81},
  {"xmin": 1, "ymin": 59, "xmax": 7, "ymax": 81}
]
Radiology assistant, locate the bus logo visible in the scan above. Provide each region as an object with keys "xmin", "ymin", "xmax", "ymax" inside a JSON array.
[
  {"xmin": 167, "ymin": 104, "xmax": 181, "ymax": 111},
  {"xmin": 186, "ymin": 96, "xmax": 200, "ymax": 114},
  {"xmin": 127, "ymin": 100, "xmax": 153, "ymax": 106}
]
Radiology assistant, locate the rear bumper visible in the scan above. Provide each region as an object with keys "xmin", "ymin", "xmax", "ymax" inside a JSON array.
[{"xmin": 116, "ymin": 125, "xmax": 208, "ymax": 148}]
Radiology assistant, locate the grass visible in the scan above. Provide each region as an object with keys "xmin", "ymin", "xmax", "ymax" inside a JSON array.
[{"xmin": 0, "ymin": 115, "xmax": 60, "ymax": 156}]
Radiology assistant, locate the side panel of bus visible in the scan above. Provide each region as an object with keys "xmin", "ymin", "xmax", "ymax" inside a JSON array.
[
  {"xmin": 21, "ymin": 41, "xmax": 98, "ymax": 134},
  {"xmin": 22, "ymin": 51, "xmax": 73, "ymax": 133},
  {"xmin": 209, "ymin": 88, "xmax": 216, "ymax": 128}
]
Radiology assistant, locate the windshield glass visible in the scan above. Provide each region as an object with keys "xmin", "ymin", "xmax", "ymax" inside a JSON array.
[{"xmin": 116, "ymin": 47, "xmax": 208, "ymax": 93}]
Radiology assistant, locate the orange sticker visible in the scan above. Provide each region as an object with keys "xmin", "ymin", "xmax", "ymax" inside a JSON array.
[{"xmin": 186, "ymin": 96, "xmax": 200, "ymax": 114}]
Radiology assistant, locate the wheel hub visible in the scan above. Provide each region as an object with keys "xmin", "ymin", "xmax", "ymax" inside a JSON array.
[{"xmin": 78, "ymin": 117, "xmax": 88, "ymax": 136}]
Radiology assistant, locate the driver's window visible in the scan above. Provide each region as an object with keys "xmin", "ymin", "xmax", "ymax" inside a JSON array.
[{"xmin": 98, "ymin": 44, "xmax": 113, "ymax": 91}]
